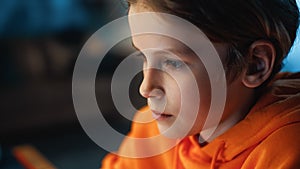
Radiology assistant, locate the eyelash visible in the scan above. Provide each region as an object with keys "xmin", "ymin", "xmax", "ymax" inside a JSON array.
[
  {"xmin": 163, "ymin": 59, "xmax": 184, "ymax": 70},
  {"xmin": 136, "ymin": 52, "xmax": 186, "ymax": 70}
]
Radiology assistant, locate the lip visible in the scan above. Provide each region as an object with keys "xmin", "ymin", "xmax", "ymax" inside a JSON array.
[{"xmin": 151, "ymin": 110, "xmax": 173, "ymax": 121}]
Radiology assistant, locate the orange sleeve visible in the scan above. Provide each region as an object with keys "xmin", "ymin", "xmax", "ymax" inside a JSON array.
[{"xmin": 242, "ymin": 122, "xmax": 300, "ymax": 169}]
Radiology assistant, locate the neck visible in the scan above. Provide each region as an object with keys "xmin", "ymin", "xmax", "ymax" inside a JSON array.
[
  {"xmin": 198, "ymin": 76, "xmax": 260, "ymax": 144},
  {"xmin": 199, "ymin": 110, "xmax": 245, "ymax": 143}
]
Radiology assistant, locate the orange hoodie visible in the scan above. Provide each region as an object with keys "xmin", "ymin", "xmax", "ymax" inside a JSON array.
[{"xmin": 101, "ymin": 73, "xmax": 300, "ymax": 169}]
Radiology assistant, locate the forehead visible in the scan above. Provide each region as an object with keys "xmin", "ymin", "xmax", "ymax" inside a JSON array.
[
  {"xmin": 128, "ymin": 5, "xmax": 193, "ymax": 54},
  {"xmin": 128, "ymin": 5, "xmax": 228, "ymax": 61},
  {"xmin": 132, "ymin": 34, "xmax": 190, "ymax": 52}
]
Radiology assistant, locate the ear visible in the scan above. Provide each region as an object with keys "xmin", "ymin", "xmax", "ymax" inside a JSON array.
[{"xmin": 242, "ymin": 40, "xmax": 276, "ymax": 88}]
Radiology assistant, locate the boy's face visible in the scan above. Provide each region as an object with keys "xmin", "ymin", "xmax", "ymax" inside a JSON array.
[{"xmin": 128, "ymin": 5, "xmax": 241, "ymax": 138}]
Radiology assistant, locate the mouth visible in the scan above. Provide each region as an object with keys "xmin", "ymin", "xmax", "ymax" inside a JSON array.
[{"xmin": 151, "ymin": 110, "xmax": 173, "ymax": 121}]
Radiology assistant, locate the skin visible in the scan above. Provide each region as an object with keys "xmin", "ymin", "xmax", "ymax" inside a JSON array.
[{"xmin": 128, "ymin": 4, "xmax": 275, "ymax": 140}]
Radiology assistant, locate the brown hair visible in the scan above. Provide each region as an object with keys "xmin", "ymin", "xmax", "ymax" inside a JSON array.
[{"xmin": 127, "ymin": 0, "xmax": 299, "ymax": 81}]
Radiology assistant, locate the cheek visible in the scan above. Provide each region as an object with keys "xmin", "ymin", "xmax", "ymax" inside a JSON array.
[
  {"xmin": 193, "ymin": 62, "xmax": 212, "ymax": 108},
  {"xmin": 177, "ymin": 82, "xmax": 211, "ymax": 135},
  {"xmin": 172, "ymin": 77, "xmax": 201, "ymax": 114},
  {"xmin": 165, "ymin": 80, "xmax": 181, "ymax": 109},
  {"xmin": 179, "ymin": 71, "xmax": 211, "ymax": 117},
  {"xmin": 164, "ymin": 65, "xmax": 211, "ymax": 113}
]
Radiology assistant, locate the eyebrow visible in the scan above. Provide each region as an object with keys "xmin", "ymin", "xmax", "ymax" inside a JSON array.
[{"xmin": 131, "ymin": 42, "xmax": 195, "ymax": 58}]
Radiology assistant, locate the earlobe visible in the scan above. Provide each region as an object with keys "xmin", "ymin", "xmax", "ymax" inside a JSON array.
[{"xmin": 242, "ymin": 40, "xmax": 276, "ymax": 88}]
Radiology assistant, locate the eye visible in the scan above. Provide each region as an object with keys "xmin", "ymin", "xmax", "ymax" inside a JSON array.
[{"xmin": 163, "ymin": 59, "xmax": 184, "ymax": 70}]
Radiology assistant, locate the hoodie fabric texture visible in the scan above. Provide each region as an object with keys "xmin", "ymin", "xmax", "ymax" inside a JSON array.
[{"xmin": 101, "ymin": 73, "xmax": 300, "ymax": 169}]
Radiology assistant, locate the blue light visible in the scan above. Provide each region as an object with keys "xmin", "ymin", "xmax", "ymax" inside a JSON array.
[{"xmin": 281, "ymin": 0, "xmax": 300, "ymax": 72}]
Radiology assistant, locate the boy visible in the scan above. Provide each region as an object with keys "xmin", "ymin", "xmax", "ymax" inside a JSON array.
[{"xmin": 102, "ymin": 0, "xmax": 300, "ymax": 168}]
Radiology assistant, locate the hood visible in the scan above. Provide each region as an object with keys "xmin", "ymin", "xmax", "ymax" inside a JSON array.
[{"xmin": 177, "ymin": 72, "xmax": 300, "ymax": 168}]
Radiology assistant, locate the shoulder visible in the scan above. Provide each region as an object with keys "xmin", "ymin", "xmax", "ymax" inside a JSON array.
[
  {"xmin": 261, "ymin": 122, "xmax": 300, "ymax": 154},
  {"xmin": 244, "ymin": 122, "xmax": 300, "ymax": 168}
]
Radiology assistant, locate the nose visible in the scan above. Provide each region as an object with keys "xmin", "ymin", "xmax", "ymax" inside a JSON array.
[{"xmin": 139, "ymin": 68, "xmax": 164, "ymax": 99}]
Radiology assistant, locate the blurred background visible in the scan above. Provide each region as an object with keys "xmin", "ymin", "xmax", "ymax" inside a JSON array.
[
  {"xmin": 0, "ymin": 0, "xmax": 299, "ymax": 169},
  {"xmin": 0, "ymin": 0, "xmax": 146, "ymax": 169}
]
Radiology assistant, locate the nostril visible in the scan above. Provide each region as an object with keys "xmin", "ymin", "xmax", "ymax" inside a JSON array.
[{"xmin": 139, "ymin": 87, "xmax": 164, "ymax": 99}]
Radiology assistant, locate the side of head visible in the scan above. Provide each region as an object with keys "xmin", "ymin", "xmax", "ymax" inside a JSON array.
[{"xmin": 127, "ymin": 0, "xmax": 299, "ymax": 138}]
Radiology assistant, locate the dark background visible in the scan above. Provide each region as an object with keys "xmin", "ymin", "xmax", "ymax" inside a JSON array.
[
  {"xmin": 0, "ymin": 0, "xmax": 299, "ymax": 169},
  {"xmin": 0, "ymin": 0, "xmax": 146, "ymax": 169}
]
